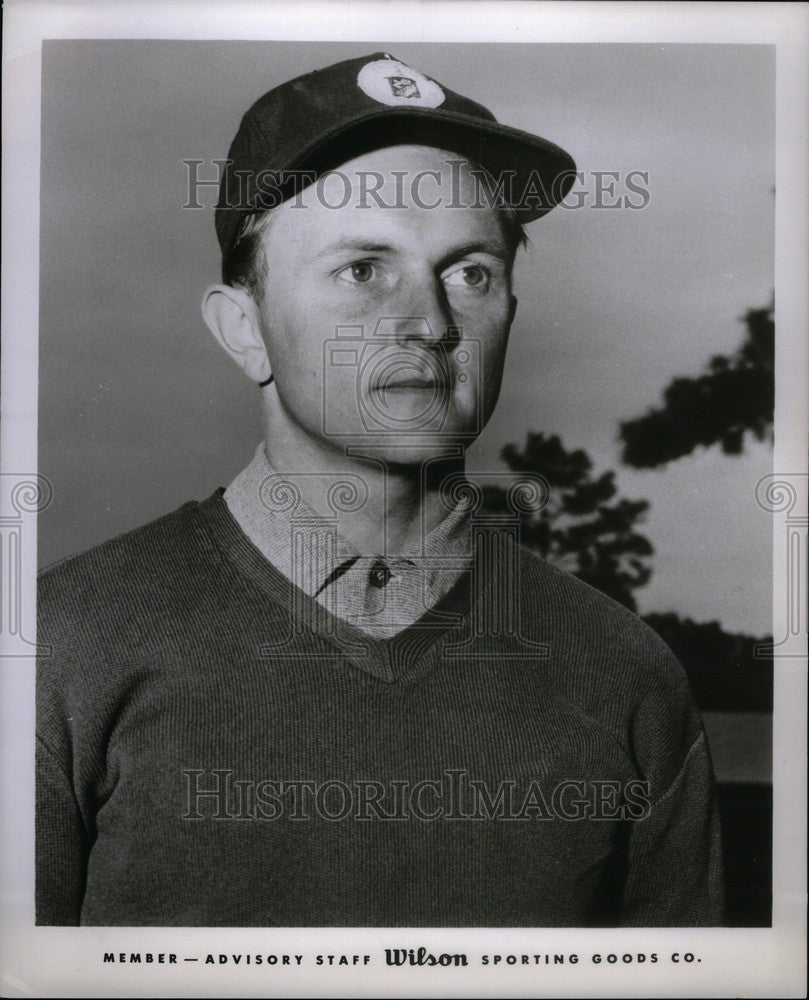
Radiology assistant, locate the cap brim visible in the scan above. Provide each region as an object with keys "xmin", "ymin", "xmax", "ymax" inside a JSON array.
[{"xmin": 268, "ymin": 106, "xmax": 576, "ymax": 221}]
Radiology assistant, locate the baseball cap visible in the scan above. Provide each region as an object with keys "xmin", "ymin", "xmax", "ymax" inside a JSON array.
[{"xmin": 215, "ymin": 51, "xmax": 577, "ymax": 259}]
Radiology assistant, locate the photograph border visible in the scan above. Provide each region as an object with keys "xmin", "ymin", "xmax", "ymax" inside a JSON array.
[{"xmin": 2, "ymin": 2, "xmax": 806, "ymax": 997}]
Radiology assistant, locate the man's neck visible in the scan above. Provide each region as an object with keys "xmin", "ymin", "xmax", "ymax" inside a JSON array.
[{"xmin": 261, "ymin": 409, "xmax": 466, "ymax": 556}]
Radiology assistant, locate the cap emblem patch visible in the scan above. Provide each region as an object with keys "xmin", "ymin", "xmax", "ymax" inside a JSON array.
[
  {"xmin": 388, "ymin": 76, "xmax": 420, "ymax": 99},
  {"xmin": 357, "ymin": 57, "xmax": 445, "ymax": 108}
]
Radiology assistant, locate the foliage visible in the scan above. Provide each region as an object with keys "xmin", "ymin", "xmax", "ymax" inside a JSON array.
[
  {"xmin": 481, "ymin": 431, "xmax": 653, "ymax": 612},
  {"xmin": 641, "ymin": 612, "xmax": 773, "ymax": 712},
  {"xmin": 620, "ymin": 301, "xmax": 774, "ymax": 468}
]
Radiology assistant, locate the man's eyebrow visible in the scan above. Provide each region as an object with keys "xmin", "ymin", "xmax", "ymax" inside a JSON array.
[
  {"xmin": 311, "ymin": 238, "xmax": 509, "ymax": 264},
  {"xmin": 311, "ymin": 239, "xmax": 397, "ymax": 260},
  {"xmin": 438, "ymin": 241, "xmax": 509, "ymax": 266}
]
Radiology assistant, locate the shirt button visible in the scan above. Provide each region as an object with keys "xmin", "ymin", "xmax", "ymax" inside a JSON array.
[{"xmin": 369, "ymin": 559, "xmax": 392, "ymax": 588}]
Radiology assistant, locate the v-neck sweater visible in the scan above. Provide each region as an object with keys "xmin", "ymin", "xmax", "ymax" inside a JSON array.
[{"xmin": 36, "ymin": 491, "xmax": 725, "ymax": 926}]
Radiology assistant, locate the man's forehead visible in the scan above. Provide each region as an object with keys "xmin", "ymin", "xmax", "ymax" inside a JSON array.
[
  {"xmin": 270, "ymin": 161, "xmax": 510, "ymax": 255},
  {"xmin": 301, "ymin": 144, "xmax": 484, "ymax": 198},
  {"xmin": 278, "ymin": 144, "xmax": 505, "ymax": 227}
]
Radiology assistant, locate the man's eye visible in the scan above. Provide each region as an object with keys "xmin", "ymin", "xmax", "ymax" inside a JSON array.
[
  {"xmin": 338, "ymin": 262, "xmax": 376, "ymax": 284},
  {"xmin": 443, "ymin": 264, "xmax": 489, "ymax": 288}
]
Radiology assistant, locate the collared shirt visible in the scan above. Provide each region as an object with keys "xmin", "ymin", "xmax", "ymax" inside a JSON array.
[{"xmin": 224, "ymin": 443, "xmax": 472, "ymax": 638}]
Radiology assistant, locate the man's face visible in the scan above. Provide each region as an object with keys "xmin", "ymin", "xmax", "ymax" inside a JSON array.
[{"xmin": 253, "ymin": 145, "xmax": 516, "ymax": 465}]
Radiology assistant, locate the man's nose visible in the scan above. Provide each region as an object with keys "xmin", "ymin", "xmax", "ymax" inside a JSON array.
[{"xmin": 380, "ymin": 277, "xmax": 456, "ymax": 349}]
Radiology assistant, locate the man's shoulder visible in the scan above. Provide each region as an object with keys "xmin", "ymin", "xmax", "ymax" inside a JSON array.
[
  {"xmin": 36, "ymin": 493, "xmax": 229, "ymax": 764},
  {"xmin": 38, "ymin": 493, "xmax": 223, "ymax": 635},
  {"xmin": 512, "ymin": 544, "xmax": 703, "ymax": 786},
  {"xmin": 513, "ymin": 543, "xmax": 693, "ymax": 705},
  {"xmin": 40, "ymin": 496, "xmax": 211, "ymax": 578},
  {"xmin": 515, "ymin": 544, "xmax": 662, "ymax": 646}
]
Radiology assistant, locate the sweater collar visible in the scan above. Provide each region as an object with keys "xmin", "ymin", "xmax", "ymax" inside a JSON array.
[{"xmin": 199, "ymin": 488, "xmax": 478, "ymax": 684}]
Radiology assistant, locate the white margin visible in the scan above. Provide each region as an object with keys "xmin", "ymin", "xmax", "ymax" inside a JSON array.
[{"xmin": 1, "ymin": 2, "xmax": 806, "ymax": 998}]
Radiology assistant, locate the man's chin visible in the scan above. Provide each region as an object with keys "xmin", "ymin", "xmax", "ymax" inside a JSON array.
[{"xmin": 334, "ymin": 432, "xmax": 476, "ymax": 469}]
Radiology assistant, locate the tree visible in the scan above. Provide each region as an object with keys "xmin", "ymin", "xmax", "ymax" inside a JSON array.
[
  {"xmin": 620, "ymin": 299, "xmax": 774, "ymax": 468},
  {"xmin": 641, "ymin": 612, "xmax": 772, "ymax": 712},
  {"xmin": 481, "ymin": 431, "xmax": 653, "ymax": 611}
]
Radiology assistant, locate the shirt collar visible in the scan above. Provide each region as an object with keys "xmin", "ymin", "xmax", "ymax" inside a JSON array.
[{"xmin": 224, "ymin": 442, "xmax": 472, "ymax": 597}]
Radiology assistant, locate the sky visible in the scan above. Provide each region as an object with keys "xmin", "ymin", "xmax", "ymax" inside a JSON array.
[{"xmin": 38, "ymin": 40, "xmax": 775, "ymax": 633}]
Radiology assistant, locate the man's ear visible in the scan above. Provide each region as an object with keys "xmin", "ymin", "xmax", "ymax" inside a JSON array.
[{"xmin": 201, "ymin": 284, "xmax": 272, "ymax": 385}]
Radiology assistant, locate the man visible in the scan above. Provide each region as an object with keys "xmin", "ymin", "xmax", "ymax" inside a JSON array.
[{"xmin": 37, "ymin": 52, "xmax": 724, "ymax": 926}]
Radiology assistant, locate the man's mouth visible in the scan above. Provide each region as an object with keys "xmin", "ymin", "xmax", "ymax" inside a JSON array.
[
  {"xmin": 371, "ymin": 357, "xmax": 452, "ymax": 393},
  {"xmin": 377, "ymin": 375, "xmax": 450, "ymax": 391}
]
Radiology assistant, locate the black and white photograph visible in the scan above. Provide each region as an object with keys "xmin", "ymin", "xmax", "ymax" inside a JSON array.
[{"xmin": 1, "ymin": 1, "xmax": 806, "ymax": 997}]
